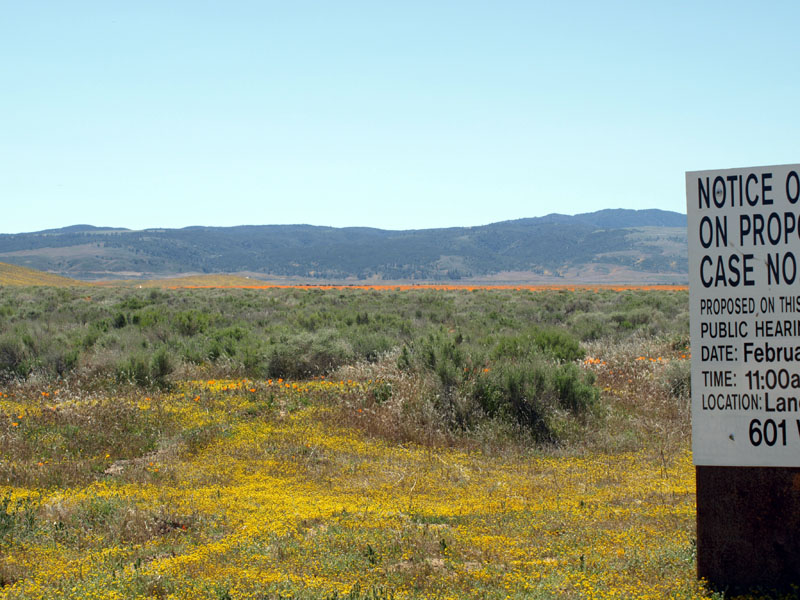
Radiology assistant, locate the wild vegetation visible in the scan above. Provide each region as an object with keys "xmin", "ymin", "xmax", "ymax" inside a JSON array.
[
  {"xmin": 0, "ymin": 285, "xmax": 758, "ymax": 599},
  {"xmin": 0, "ymin": 287, "xmax": 688, "ymax": 442}
]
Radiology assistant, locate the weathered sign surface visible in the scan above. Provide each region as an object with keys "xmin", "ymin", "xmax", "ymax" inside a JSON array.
[{"xmin": 687, "ymin": 164, "xmax": 800, "ymax": 466}]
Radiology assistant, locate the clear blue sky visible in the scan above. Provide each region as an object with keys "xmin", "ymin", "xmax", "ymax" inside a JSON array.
[{"xmin": 2, "ymin": 1, "xmax": 799, "ymax": 233}]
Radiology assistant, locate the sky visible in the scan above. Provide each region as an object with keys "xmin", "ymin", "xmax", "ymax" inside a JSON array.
[{"xmin": 2, "ymin": 1, "xmax": 800, "ymax": 234}]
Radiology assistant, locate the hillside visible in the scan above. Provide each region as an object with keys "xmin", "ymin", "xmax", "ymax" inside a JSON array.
[
  {"xmin": 102, "ymin": 274, "xmax": 265, "ymax": 288},
  {"xmin": 0, "ymin": 209, "xmax": 688, "ymax": 283},
  {"xmin": 0, "ymin": 262, "xmax": 86, "ymax": 286}
]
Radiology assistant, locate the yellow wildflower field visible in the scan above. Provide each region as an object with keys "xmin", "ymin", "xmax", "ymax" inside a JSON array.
[
  {"xmin": 0, "ymin": 373, "xmax": 711, "ymax": 600},
  {"xmin": 0, "ymin": 262, "xmax": 84, "ymax": 287}
]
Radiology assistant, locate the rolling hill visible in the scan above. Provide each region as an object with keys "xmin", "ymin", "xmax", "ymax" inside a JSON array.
[
  {"xmin": 0, "ymin": 209, "xmax": 688, "ymax": 283},
  {"xmin": 0, "ymin": 262, "xmax": 86, "ymax": 286}
]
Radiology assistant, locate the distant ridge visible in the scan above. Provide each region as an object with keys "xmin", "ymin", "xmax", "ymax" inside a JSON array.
[
  {"xmin": 35, "ymin": 224, "xmax": 130, "ymax": 234},
  {"xmin": 535, "ymin": 209, "xmax": 686, "ymax": 228},
  {"xmin": 0, "ymin": 209, "xmax": 688, "ymax": 284}
]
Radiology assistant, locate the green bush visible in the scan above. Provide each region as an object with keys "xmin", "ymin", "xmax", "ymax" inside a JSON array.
[
  {"xmin": 116, "ymin": 355, "xmax": 151, "ymax": 387},
  {"xmin": 553, "ymin": 362, "xmax": 597, "ymax": 411},
  {"xmin": 663, "ymin": 359, "xmax": 691, "ymax": 400},
  {"xmin": 350, "ymin": 331, "xmax": 394, "ymax": 363},
  {"xmin": 267, "ymin": 332, "xmax": 353, "ymax": 379},
  {"xmin": 174, "ymin": 310, "xmax": 211, "ymax": 336},
  {"xmin": 531, "ymin": 328, "xmax": 584, "ymax": 362},
  {"xmin": 470, "ymin": 359, "xmax": 597, "ymax": 441},
  {"xmin": 116, "ymin": 347, "xmax": 173, "ymax": 388},
  {"xmin": 40, "ymin": 338, "xmax": 80, "ymax": 378},
  {"xmin": 0, "ymin": 335, "xmax": 30, "ymax": 380},
  {"xmin": 150, "ymin": 347, "xmax": 173, "ymax": 386},
  {"xmin": 398, "ymin": 329, "xmax": 596, "ymax": 442},
  {"xmin": 491, "ymin": 327, "xmax": 583, "ymax": 363},
  {"xmin": 420, "ymin": 332, "xmax": 467, "ymax": 390}
]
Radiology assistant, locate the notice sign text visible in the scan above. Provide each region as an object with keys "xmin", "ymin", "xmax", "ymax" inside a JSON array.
[{"xmin": 688, "ymin": 163, "xmax": 800, "ymax": 466}]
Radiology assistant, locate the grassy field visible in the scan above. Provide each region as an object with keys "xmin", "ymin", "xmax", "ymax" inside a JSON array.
[
  {"xmin": 0, "ymin": 263, "xmax": 84, "ymax": 287},
  {"xmin": 0, "ymin": 285, "xmax": 756, "ymax": 598}
]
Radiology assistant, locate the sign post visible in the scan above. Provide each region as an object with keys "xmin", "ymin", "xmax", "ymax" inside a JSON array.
[{"xmin": 687, "ymin": 164, "xmax": 800, "ymax": 592}]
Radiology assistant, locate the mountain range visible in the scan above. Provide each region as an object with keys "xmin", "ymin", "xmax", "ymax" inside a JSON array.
[{"xmin": 0, "ymin": 209, "xmax": 688, "ymax": 283}]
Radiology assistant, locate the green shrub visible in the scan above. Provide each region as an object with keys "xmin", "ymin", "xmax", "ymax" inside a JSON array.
[
  {"xmin": 267, "ymin": 332, "xmax": 353, "ymax": 379},
  {"xmin": 471, "ymin": 359, "xmax": 597, "ymax": 442},
  {"xmin": 531, "ymin": 328, "xmax": 584, "ymax": 362},
  {"xmin": 150, "ymin": 347, "xmax": 173, "ymax": 387},
  {"xmin": 491, "ymin": 327, "xmax": 583, "ymax": 363},
  {"xmin": 0, "ymin": 335, "xmax": 30, "ymax": 380},
  {"xmin": 174, "ymin": 310, "xmax": 211, "ymax": 336},
  {"xmin": 553, "ymin": 362, "xmax": 597, "ymax": 411},
  {"xmin": 40, "ymin": 338, "xmax": 79, "ymax": 378},
  {"xmin": 418, "ymin": 332, "xmax": 467, "ymax": 387},
  {"xmin": 240, "ymin": 341, "xmax": 267, "ymax": 376},
  {"xmin": 131, "ymin": 307, "xmax": 164, "ymax": 328},
  {"xmin": 116, "ymin": 355, "xmax": 151, "ymax": 386},
  {"xmin": 398, "ymin": 329, "xmax": 596, "ymax": 442},
  {"xmin": 396, "ymin": 345, "xmax": 413, "ymax": 371},
  {"xmin": 349, "ymin": 331, "xmax": 394, "ymax": 363},
  {"xmin": 116, "ymin": 348, "xmax": 173, "ymax": 388},
  {"xmin": 663, "ymin": 359, "xmax": 691, "ymax": 400}
]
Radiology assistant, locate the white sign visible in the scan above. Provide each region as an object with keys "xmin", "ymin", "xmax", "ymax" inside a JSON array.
[{"xmin": 687, "ymin": 163, "xmax": 800, "ymax": 466}]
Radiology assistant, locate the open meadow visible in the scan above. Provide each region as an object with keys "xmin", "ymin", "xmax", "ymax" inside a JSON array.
[{"xmin": 0, "ymin": 285, "xmax": 758, "ymax": 599}]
